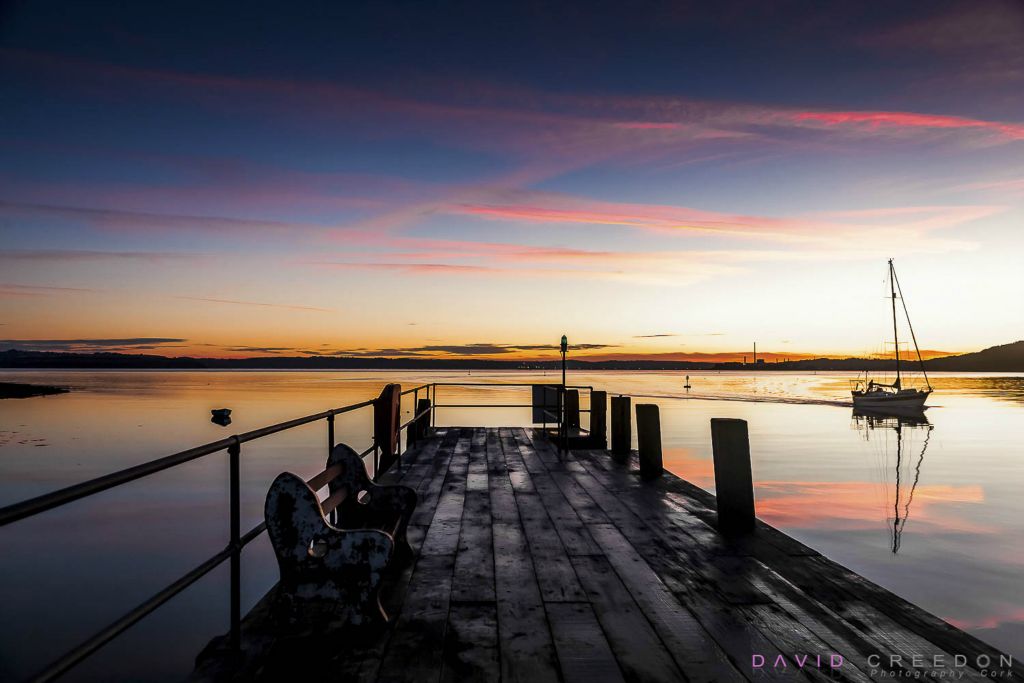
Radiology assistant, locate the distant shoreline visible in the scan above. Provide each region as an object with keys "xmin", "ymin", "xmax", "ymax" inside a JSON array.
[
  {"xmin": 0, "ymin": 382, "xmax": 70, "ymax": 399},
  {"xmin": 2, "ymin": 340, "xmax": 1022, "ymax": 372}
]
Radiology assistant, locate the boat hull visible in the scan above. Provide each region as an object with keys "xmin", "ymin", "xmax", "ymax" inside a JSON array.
[{"xmin": 851, "ymin": 391, "xmax": 930, "ymax": 411}]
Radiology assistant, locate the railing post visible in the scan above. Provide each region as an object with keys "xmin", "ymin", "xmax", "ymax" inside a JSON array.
[
  {"xmin": 610, "ymin": 396, "xmax": 631, "ymax": 463},
  {"xmin": 327, "ymin": 410, "xmax": 335, "ymax": 455},
  {"xmin": 635, "ymin": 404, "xmax": 663, "ymax": 480},
  {"xmin": 710, "ymin": 418, "xmax": 756, "ymax": 535},
  {"xmin": 227, "ymin": 437, "xmax": 241, "ymax": 651},
  {"xmin": 431, "ymin": 384, "xmax": 437, "ymax": 427}
]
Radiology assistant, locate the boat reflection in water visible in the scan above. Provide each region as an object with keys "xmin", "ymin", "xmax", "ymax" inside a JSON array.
[{"xmin": 853, "ymin": 408, "xmax": 933, "ymax": 554}]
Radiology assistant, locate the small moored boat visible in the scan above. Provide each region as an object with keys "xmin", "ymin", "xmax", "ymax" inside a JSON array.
[{"xmin": 852, "ymin": 259, "xmax": 932, "ymax": 411}]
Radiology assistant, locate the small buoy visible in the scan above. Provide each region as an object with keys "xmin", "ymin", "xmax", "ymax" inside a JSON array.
[{"xmin": 211, "ymin": 408, "xmax": 232, "ymax": 427}]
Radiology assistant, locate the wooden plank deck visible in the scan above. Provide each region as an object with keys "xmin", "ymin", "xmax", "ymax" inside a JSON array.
[{"xmin": 193, "ymin": 427, "xmax": 1022, "ymax": 682}]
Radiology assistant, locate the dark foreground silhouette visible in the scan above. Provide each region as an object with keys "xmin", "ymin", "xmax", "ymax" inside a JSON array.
[{"xmin": 0, "ymin": 382, "xmax": 69, "ymax": 399}]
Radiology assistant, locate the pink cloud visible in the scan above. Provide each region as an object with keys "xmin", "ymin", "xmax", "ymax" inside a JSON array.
[
  {"xmin": 790, "ymin": 111, "xmax": 1024, "ymax": 140},
  {"xmin": 442, "ymin": 191, "xmax": 997, "ymax": 249}
]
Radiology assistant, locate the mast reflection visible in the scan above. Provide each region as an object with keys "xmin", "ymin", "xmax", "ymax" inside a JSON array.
[{"xmin": 853, "ymin": 409, "xmax": 933, "ymax": 554}]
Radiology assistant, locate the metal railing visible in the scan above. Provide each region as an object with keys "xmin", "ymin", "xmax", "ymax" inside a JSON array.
[{"xmin": 0, "ymin": 380, "xmax": 588, "ymax": 681}]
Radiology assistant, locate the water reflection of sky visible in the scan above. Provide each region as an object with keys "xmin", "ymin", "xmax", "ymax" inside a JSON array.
[{"xmin": 1, "ymin": 370, "xmax": 1022, "ymax": 680}]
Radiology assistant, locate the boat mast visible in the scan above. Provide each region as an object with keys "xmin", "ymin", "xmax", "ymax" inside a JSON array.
[
  {"xmin": 889, "ymin": 258, "xmax": 901, "ymax": 389},
  {"xmin": 892, "ymin": 264, "xmax": 933, "ymax": 392}
]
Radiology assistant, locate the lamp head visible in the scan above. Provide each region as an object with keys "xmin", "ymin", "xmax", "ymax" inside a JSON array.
[{"xmin": 560, "ymin": 335, "xmax": 568, "ymax": 353}]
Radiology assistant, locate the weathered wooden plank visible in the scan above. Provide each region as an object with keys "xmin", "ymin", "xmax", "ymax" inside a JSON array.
[
  {"xmin": 499, "ymin": 429, "xmax": 536, "ymax": 492},
  {"xmin": 515, "ymin": 492, "xmax": 586, "ymax": 602},
  {"xmin": 549, "ymin": 471, "xmax": 609, "ymax": 524},
  {"xmin": 546, "ymin": 602, "xmax": 626, "ymax": 683},
  {"xmin": 570, "ymin": 554, "xmax": 685, "ymax": 683},
  {"xmin": 796, "ymin": 555, "xmax": 1024, "ymax": 678},
  {"xmin": 489, "ymin": 428, "xmax": 519, "ymax": 523},
  {"xmin": 503, "ymin": 431, "xmax": 602, "ymax": 556},
  {"xmin": 740, "ymin": 602, "xmax": 874, "ymax": 683},
  {"xmin": 518, "ymin": 427, "xmax": 564, "ymax": 470},
  {"xmin": 452, "ymin": 488, "xmax": 495, "ymax": 602},
  {"xmin": 571, "ymin": 451, "xmax": 772, "ymax": 605},
  {"xmin": 512, "ymin": 427, "xmax": 559, "ymax": 473},
  {"xmin": 376, "ymin": 553, "xmax": 456, "ymax": 683},
  {"xmin": 745, "ymin": 553, "xmax": 1001, "ymax": 680},
  {"xmin": 410, "ymin": 428, "xmax": 461, "ymax": 526},
  {"xmin": 586, "ymin": 523, "xmax": 746, "ymax": 683},
  {"xmin": 420, "ymin": 430, "xmax": 470, "ymax": 556},
  {"xmin": 493, "ymin": 521, "xmax": 560, "ymax": 683},
  {"xmin": 441, "ymin": 603, "xmax": 500, "ymax": 683}
]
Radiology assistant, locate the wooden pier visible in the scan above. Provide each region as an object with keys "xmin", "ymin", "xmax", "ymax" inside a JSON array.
[{"xmin": 194, "ymin": 426, "xmax": 1021, "ymax": 682}]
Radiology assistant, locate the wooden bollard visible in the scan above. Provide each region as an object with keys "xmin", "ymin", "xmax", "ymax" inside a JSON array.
[
  {"xmin": 565, "ymin": 390, "xmax": 581, "ymax": 430},
  {"xmin": 590, "ymin": 391, "xmax": 607, "ymax": 448},
  {"xmin": 710, "ymin": 418, "xmax": 755, "ymax": 535},
  {"xmin": 415, "ymin": 398, "xmax": 431, "ymax": 439},
  {"xmin": 610, "ymin": 396, "xmax": 631, "ymax": 462},
  {"xmin": 635, "ymin": 404, "xmax": 663, "ymax": 480}
]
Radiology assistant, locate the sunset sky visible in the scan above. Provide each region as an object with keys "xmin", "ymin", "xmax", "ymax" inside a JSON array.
[{"xmin": 2, "ymin": 2, "xmax": 1022, "ymax": 361}]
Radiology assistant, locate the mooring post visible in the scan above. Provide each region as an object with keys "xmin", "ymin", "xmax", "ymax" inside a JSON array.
[
  {"xmin": 590, "ymin": 390, "xmax": 607, "ymax": 448},
  {"xmin": 710, "ymin": 418, "xmax": 756, "ymax": 535},
  {"xmin": 227, "ymin": 437, "xmax": 241, "ymax": 650},
  {"xmin": 636, "ymin": 404, "xmax": 663, "ymax": 480},
  {"xmin": 610, "ymin": 395, "xmax": 631, "ymax": 463}
]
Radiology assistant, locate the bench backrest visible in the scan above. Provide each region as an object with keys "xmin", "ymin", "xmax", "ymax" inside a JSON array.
[
  {"xmin": 265, "ymin": 472, "xmax": 329, "ymax": 573},
  {"xmin": 325, "ymin": 443, "xmax": 373, "ymax": 518}
]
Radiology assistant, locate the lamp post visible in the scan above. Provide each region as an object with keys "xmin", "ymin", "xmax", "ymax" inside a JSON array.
[
  {"xmin": 560, "ymin": 335, "xmax": 567, "ymax": 387},
  {"xmin": 560, "ymin": 335, "xmax": 568, "ymax": 453}
]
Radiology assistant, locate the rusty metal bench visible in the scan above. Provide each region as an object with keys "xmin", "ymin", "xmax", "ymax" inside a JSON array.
[{"xmin": 264, "ymin": 442, "xmax": 417, "ymax": 626}]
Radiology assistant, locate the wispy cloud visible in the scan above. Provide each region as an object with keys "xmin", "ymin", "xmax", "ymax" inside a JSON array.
[
  {"xmin": 0, "ymin": 337, "xmax": 187, "ymax": 352},
  {"xmin": 0, "ymin": 248, "xmax": 196, "ymax": 262},
  {"xmin": 176, "ymin": 297, "xmax": 334, "ymax": 313},
  {"xmin": 302, "ymin": 342, "xmax": 618, "ymax": 358},
  {"xmin": 0, "ymin": 283, "xmax": 94, "ymax": 297},
  {"xmin": 0, "ymin": 201, "xmax": 324, "ymax": 237},
  {"xmin": 788, "ymin": 111, "xmax": 1024, "ymax": 141},
  {"xmin": 446, "ymin": 191, "xmax": 999, "ymax": 248},
  {"xmin": 222, "ymin": 346, "xmax": 300, "ymax": 354}
]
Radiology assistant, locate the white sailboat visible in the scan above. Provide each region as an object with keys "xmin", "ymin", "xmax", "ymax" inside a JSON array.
[{"xmin": 852, "ymin": 259, "xmax": 932, "ymax": 411}]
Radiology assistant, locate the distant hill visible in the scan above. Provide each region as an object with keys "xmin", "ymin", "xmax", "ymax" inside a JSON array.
[
  {"xmin": 1, "ymin": 342, "xmax": 1022, "ymax": 372},
  {"xmin": 924, "ymin": 340, "xmax": 1024, "ymax": 372}
]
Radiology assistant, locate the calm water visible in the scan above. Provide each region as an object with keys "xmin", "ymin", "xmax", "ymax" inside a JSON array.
[{"xmin": 1, "ymin": 370, "xmax": 1022, "ymax": 680}]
